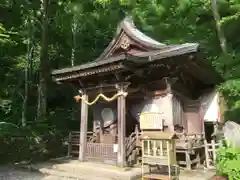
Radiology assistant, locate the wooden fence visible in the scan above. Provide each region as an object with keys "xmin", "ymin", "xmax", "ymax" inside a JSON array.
[
  {"xmin": 67, "ymin": 131, "xmax": 118, "ymax": 164},
  {"xmin": 67, "ymin": 131, "xmax": 223, "ymax": 169},
  {"xmin": 204, "ymin": 139, "xmax": 222, "ymax": 169},
  {"xmin": 86, "ymin": 142, "xmax": 117, "ymax": 163},
  {"xmin": 67, "ymin": 131, "xmax": 93, "ymax": 156}
]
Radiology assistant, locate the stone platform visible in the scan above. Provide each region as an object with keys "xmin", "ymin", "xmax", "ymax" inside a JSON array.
[{"xmin": 18, "ymin": 157, "xmax": 216, "ymax": 180}]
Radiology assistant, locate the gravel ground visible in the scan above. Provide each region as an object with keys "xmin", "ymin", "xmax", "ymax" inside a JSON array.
[
  {"xmin": 0, "ymin": 166, "xmax": 78, "ymax": 180},
  {"xmin": 0, "ymin": 165, "xmax": 215, "ymax": 180}
]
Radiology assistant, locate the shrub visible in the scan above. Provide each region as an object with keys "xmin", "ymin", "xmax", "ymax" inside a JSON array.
[
  {"xmin": 0, "ymin": 123, "xmax": 68, "ymax": 164},
  {"xmin": 216, "ymin": 142, "xmax": 240, "ymax": 180}
]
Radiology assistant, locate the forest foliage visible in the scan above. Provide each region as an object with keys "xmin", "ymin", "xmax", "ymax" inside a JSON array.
[{"xmin": 1, "ymin": 0, "xmax": 240, "ymax": 161}]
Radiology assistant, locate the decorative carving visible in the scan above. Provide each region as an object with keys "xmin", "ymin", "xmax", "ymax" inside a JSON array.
[{"xmin": 120, "ymin": 35, "xmax": 130, "ymax": 50}]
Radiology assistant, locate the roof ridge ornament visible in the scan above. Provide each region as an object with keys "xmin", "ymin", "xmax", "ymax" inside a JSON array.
[
  {"xmin": 122, "ymin": 16, "xmax": 135, "ymax": 27},
  {"xmin": 94, "ymin": 16, "xmax": 167, "ymax": 61}
]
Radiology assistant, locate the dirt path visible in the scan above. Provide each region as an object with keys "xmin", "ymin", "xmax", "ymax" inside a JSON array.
[
  {"xmin": 0, "ymin": 166, "xmax": 77, "ymax": 180},
  {"xmin": 0, "ymin": 165, "xmax": 216, "ymax": 180}
]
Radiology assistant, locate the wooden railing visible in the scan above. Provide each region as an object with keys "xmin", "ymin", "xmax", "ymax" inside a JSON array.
[
  {"xmin": 86, "ymin": 143, "xmax": 117, "ymax": 163},
  {"xmin": 175, "ymin": 133, "xmax": 205, "ymax": 149},
  {"xmin": 67, "ymin": 131, "xmax": 117, "ymax": 163},
  {"xmin": 67, "ymin": 131, "xmax": 207, "ymax": 168},
  {"xmin": 175, "ymin": 133, "xmax": 205, "ymax": 170},
  {"xmin": 125, "ymin": 133, "xmax": 136, "ymax": 156},
  {"xmin": 204, "ymin": 139, "xmax": 222, "ymax": 169},
  {"xmin": 125, "ymin": 131, "xmax": 141, "ymax": 165},
  {"xmin": 67, "ymin": 130, "xmax": 141, "ymax": 165},
  {"xmin": 67, "ymin": 131, "xmax": 94, "ymax": 156}
]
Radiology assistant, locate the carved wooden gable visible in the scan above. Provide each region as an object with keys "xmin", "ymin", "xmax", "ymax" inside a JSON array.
[
  {"xmin": 96, "ymin": 16, "xmax": 166, "ymax": 61},
  {"xmin": 107, "ymin": 33, "xmax": 146, "ymax": 57}
]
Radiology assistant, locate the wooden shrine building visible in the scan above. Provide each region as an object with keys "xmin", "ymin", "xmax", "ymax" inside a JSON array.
[{"xmin": 51, "ymin": 17, "xmax": 223, "ymax": 168}]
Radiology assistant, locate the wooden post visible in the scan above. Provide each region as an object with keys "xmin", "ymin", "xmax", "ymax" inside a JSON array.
[
  {"xmin": 185, "ymin": 140, "xmax": 191, "ymax": 170},
  {"xmin": 168, "ymin": 93, "xmax": 175, "ymax": 132},
  {"xmin": 79, "ymin": 92, "xmax": 88, "ymax": 161},
  {"xmin": 196, "ymin": 150, "xmax": 201, "ymax": 168},
  {"xmin": 185, "ymin": 151, "xmax": 191, "ymax": 170},
  {"xmin": 204, "ymin": 139, "xmax": 210, "ymax": 169},
  {"xmin": 67, "ymin": 131, "xmax": 72, "ymax": 157},
  {"xmin": 117, "ymin": 84, "xmax": 127, "ymax": 167},
  {"xmin": 211, "ymin": 140, "xmax": 216, "ymax": 165}
]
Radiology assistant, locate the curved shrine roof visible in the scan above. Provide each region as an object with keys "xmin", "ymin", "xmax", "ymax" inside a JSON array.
[{"xmin": 51, "ymin": 17, "xmax": 223, "ymax": 85}]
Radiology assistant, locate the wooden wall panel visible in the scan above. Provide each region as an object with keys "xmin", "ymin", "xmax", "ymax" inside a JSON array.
[
  {"xmin": 184, "ymin": 107, "xmax": 202, "ymax": 134},
  {"xmin": 130, "ymin": 93, "xmax": 173, "ymax": 128},
  {"xmin": 172, "ymin": 95, "xmax": 184, "ymax": 128}
]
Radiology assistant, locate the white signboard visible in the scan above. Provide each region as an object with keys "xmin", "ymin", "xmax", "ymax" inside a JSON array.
[{"xmin": 113, "ymin": 144, "xmax": 118, "ymax": 153}]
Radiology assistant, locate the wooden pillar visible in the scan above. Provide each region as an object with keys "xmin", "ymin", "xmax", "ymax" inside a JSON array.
[
  {"xmin": 204, "ymin": 139, "xmax": 210, "ymax": 169},
  {"xmin": 117, "ymin": 84, "xmax": 127, "ymax": 167},
  {"xmin": 79, "ymin": 92, "xmax": 88, "ymax": 161},
  {"xmin": 199, "ymin": 105, "xmax": 205, "ymax": 135},
  {"xmin": 168, "ymin": 93, "xmax": 175, "ymax": 132},
  {"xmin": 185, "ymin": 151, "xmax": 191, "ymax": 170}
]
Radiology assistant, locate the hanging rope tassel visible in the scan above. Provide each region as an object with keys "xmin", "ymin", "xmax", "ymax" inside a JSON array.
[{"xmin": 74, "ymin": 91, "xmax": 128, "ymax": 106}]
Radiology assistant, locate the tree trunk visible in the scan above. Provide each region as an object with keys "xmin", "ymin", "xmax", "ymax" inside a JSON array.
[
  {"xmin": 22, "ymin": 18, "xmax": 35, "ymax": 127},
  {"xmin": 70, "ymin": 17, "xmax": 78, "ymax": 121},
  {"xmin": 211, "ymin": 0, "xmax": 227, "ymax": 54},
  {"xmin": 71, "ymin": 17, "xmax": 77, "ymax": 67},
  {"xmin": 37, "ymin": 0, "xmax": 49, "ymax": 120},
  {"xmin": 22, "ymin": 43, "xmax": 29, "ymax": 127}
]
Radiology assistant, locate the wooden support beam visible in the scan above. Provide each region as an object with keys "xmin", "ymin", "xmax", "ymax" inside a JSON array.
[
  {"xmin": 167, "ymin": 93, "xmax": 174, "ymax": 132},
  {"xmin": 117, "ymin": 83, "xmax": 128, "ymax": 167},
  {"xmin": 79, "ymin": 82, "xmax": 130, "ymax": 91},
  {"xmin": 185, "ymin": 151, "xmax": 191, "ymax": 170},
  {"xmin": 79, "ymin": 92, "xmax": 88, "ymax": 161},
  {"xmin": 78, "ymin": 80, "xmax": 84, "ymax": 87},
  {"xmin": 86, "ymin": 86, "xmax": 139, "ymax": 95}
]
